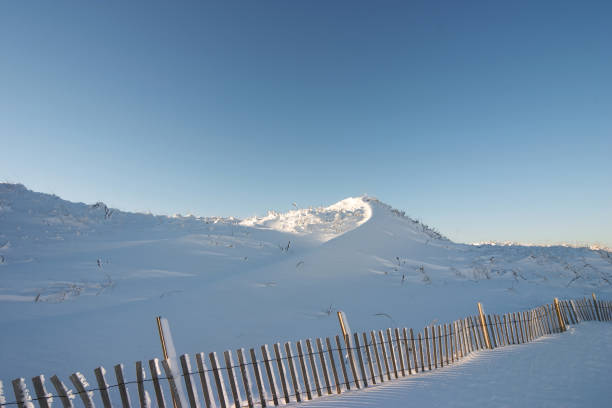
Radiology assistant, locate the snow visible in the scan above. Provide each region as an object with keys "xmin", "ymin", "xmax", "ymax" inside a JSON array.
[
  {"xmin": 240, "ymin": 196, "xmax": 372, "ymax": 242},
  {"xmin": 292, "ymin": 322, "xmax": 612, "ymax": 408},
  {"xmin": 0, "ymin": 183, "xmax": 611, "ymax": 405}
]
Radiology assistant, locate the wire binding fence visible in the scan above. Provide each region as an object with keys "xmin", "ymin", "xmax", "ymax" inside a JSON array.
[{"xmin": 1, "ymin": 296, "xmax": 610, "ymax": 408}]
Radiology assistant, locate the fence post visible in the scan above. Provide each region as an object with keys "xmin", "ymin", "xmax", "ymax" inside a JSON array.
[
  {"xmin": 554, "ymin": 298, "xmax": 566, "ymax": 332},
  {"xmin": 592, "ymin": 294, "xmax": 602, "ymax": 321},
  {"xmin": 476, "ymin": 303, "xmax": 492, "ymax": 349}
]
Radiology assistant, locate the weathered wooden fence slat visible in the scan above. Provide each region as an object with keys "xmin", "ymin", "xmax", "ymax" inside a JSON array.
[
  {"xmin": 431, "ymin": 326, "xmax": 437, "ymax": 369},
  {"xmin": 259, "ymin": 346, "xmax": 279, "ymax": 407},
  {"xmin": 487, "ymin": 315, "xmax": 497, "ymax": 348},
  {"xmin": 437, "ymin": 325, "xmax": 443, "ymax": 367},
  {"xmin": 409, "ymin": 329, "xmax": 418, "ymax": 374},
  {"xmin": 424, "ymin": 327, "xmax": 432, "ymax": 371},
  {"xmin": 417, "ymin": 332, "xmax": 425, "ymax": 372},
  {"xmin": 370, "ymin": 332, "xmax": 384, "ymax": 382},
  {"xmin": 69, "ymin": 373, "xmax": 95, "ymax": 408},
  {"xmin": 316, "ymin": 338, "xmax": 332, "ymax": 395},
  {"xmin": 114, "ymin": 364, "xmax": 132, "ymax": 408},
  {"xmin": 296, "ymin": 341, "xmax": 312, "ymax": 400},
  {"xmin": 50, "ymin": 376, "xmax": 73, "ymax": 408},
  {"xmin": 443, "ymin": 324, "xmax": 449, "ymax": 365},
  {"xmin": 209, "ymin": 352, "xmax": 229, "ymax": 408},
  {"xmin": 385, "ymin": 329, "xmax": 398, "ymax": 379},
  {"xmin": 450, "ymin": 322, "xmax": 457, "ymax": 361},
  {"xmin": 272, "ymin": 344, "xmax": 290, "ymax": 404},
  {"xmin": 283, "ymin": 343, "xmax": 301, "ymax": 403},
  {"xmin": 134, "ymin": 362, "xmax": 149, "ymax": 408},
  {"xmin": 237, "ymin": 349, "xmax": 255, "ymax": 408},
  {"xmin": 194, "ymin": 354, "xmax": 215, "ymax": 408},
  {"xmin": 161, "ymin": 360, "xmax": 182, "ymax": 408},
  {"xmin": 223, "ymin": 350, "xmax": 244, "ymax": 408},
  {"xmin": 12, "ymin": 378, "xmax": 34, "ymax": 408},
  {"xmin": 402, "ymin": 328, "xmax": 413, "ymax": 374},
  {"xmin": 377, "ymin": 331, "xmax": 391, "ymax": 380},
  {"xmin": 32, "ymin": 375, "xmax": 53, "ymax": 408},
  {"xmin": 361, "ymin": 333, "xmax": 377, "ymax": 386},
  {"xmin": 334, "ymin": 336, "xmax": 350, "ymax": 391},
  {"xmin": 180, "ymin": 355, "xmax": 200, "ymax": 408},
  {"xmin": 325, "ymin": 337, "xmax": 342, "ymax": 395},
  {"xmin": 342, "ymin": 334, "xmax": 360, "ymax": 390},
  {"xmin": 306, "ymin": 339, "xmax": 324, "ymax": 396},
  {"xmin": 352, "ymin": 334, "xmax": 368, "ymax": 388},
  {"xmin": 94, "ymin": 368, "xmax": 113, "ymax": 408},
  {"xmin": 248, "ymin": 348, "xmax": 268, "ymax": 407},
  {"xmin": 394, "ymin": 328, "xmax": 406, "ymax": 376}
]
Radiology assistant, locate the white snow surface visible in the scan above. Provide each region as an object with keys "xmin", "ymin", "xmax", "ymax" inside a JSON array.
[
  {"xmin": 240, "ymin": 196, "xmax": 372, "ymax": 242},
  {"xmin": 1, "ymin": 183, "xmax": 611, "ymax": 394}
]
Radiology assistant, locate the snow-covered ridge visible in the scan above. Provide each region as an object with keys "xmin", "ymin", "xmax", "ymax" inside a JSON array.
[
  {"xmin": 240, "ymin": 196, "xmax": 372, "ymax": 242},
  {"xmin": 362, "ymin": 196, "xmax": 449, "ymax": 241},
  {"xmin": 472, "ymin": 241, "xmax": 612, "ymax": 252},
  {"xmin": 0, "ymin": 184, "xmax": 448, "ymax": 246}
]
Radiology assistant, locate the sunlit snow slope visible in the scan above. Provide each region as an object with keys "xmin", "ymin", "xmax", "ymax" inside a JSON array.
[{"xmin": 1, "ymin": 183, "xmax": 611, "ymax": 381}]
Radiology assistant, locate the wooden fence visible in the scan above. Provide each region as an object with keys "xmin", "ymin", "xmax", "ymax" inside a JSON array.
[{"xmin": 1, "ymin": 296, "xmax": 610, "ymax": 408}]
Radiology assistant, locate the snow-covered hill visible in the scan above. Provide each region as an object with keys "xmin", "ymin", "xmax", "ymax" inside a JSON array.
[{"xmin": 1, "ymin": 183, "xmax": 611, "ymax": 381}]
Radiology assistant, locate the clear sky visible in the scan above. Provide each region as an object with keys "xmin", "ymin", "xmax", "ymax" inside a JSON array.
[{"xmin": 1, "ymin": 1, "xmax": 611, "ymax": 247}]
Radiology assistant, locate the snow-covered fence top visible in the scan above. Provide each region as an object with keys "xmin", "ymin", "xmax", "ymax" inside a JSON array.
[{"xmin": 1, "ymin": 297, "xmax": 609, "ymax": 408}]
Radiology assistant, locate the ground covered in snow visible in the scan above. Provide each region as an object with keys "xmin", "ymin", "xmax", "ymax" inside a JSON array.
[
  {"xmin": 292, "ymin": 322, "xmax": 612, "ymax": 408},
  {"xmin": 1, "ymin": 183, "xmax": 611, "ymax": 385}
]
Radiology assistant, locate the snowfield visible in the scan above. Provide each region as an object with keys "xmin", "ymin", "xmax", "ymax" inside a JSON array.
[{"xmin": 1, "ymin": 183, "xmax": 611, "ymax": 391}]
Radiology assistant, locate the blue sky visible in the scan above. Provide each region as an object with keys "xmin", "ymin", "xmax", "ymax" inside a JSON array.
[{"xmin": 1, "ymin": 1, "xmax": 611, "ymax": 246}]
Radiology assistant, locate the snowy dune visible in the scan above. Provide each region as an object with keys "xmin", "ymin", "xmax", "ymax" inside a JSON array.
[{"xmin": 0, "ymin": 183, "xmax": 611, "ymax": 383}]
